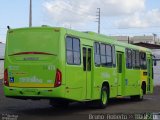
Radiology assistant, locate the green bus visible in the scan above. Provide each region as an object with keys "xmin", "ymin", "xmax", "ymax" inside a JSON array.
[{"xmin": 3, "ymin": 26, "xmax": 154, "ymax": 108}]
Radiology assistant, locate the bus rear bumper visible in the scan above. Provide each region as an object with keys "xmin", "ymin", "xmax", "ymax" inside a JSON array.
[{"xmin": 3, "ymin": 86, "xmax": 65, "ymax": 99}]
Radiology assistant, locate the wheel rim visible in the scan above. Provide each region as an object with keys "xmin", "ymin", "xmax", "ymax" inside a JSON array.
[{"xmin": 102, "ymin": 90, "xmax": 107, "ymax": 105}]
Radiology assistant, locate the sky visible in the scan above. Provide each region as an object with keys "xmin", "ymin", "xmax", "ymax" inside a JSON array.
[{"xmin": 0, "ymin": 0, "xmax": 160, "ymax": 43}]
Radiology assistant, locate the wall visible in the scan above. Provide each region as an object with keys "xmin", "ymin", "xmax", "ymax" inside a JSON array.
[
  {"xmin": 0, "ymin": 43, "xmax": 5, "ymax": 79},
  {"xmin": 0, "ymin": 60, "xmax": 4, "ymax": 79},
  {"xmin": 152, "ymin": 49, "xmax": 160, "ymax": 86}
]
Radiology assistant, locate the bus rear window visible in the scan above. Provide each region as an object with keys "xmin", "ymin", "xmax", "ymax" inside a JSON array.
[{"xmin": 7, "ymin": 28, "xmax": 59, "ymax": 56}]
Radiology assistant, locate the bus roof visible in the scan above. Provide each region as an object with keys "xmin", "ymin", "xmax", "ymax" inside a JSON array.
[
  {"xmin": 7, "ymin": 26, "xmax": 152, "ymax": 53},
  {"xmin": 64, "ymin": 27, "xmax": 152, "ymax": 53}
]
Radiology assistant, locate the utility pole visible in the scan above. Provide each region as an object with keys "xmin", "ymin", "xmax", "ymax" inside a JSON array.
[
  {"xmin": 153, "ymin": 33, "xmax": 157, "ymax": 44},
  {"xmin": 29, "ymin": 0, "xmax": 32, "ymax": 27},
  {"xmin": 128, "ymin": 36, "xmax": 130, "ymax": 44},
  {"xmin": 96, "ymin": 8, "xmax": 101, "ymax": 34}
]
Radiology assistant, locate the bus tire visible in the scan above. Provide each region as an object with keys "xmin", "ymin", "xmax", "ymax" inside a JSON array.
[
  {"xmin": 94, "ymin": 86, "xmax": 109, "ymax": 109},
  {"xmin": 142, "ymin": 82, "xmax": 146, "ymax": 94},
  {"xmin": 49, "ymin": 100, "xmax": 69, "ymax": 108},
  {"xmin": 138, "ymin": 87, "xmax": 144, "ymax": 101}
]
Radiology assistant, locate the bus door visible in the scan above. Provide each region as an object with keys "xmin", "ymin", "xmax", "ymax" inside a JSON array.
[
  {"xmin": 116, "ymin": 52, "xmax": 124, "ymax": 96},
  {"xmin": 147, "ymin": 56, "xmax": 153, "ymax": 93},
  {"xmin": 83, "ymin": 46, "xmax": 92, "ymax": 99}
]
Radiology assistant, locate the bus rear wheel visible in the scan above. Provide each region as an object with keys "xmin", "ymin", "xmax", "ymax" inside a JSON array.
[
  {"xmin": 94, "ymin": 86, "xmax": 109, "ymax": 109},
  {"xmin": 130, "ymin": 88, "xmax": 143, "ymax": 101}
]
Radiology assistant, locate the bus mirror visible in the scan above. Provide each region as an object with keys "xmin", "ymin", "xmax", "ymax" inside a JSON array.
[{"xmin": 154, "ymin": 60, "xmax": 157, "ymax": 66}]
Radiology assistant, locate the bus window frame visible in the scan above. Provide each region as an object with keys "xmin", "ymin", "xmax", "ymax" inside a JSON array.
[
  {"xmin": 94, "ymin": 42, "xmax": 115, "ymax": 68},
  {"xmin": 126, "ymin": 48, "xmax": 132, "ymax": 69},
  {"xmin": 94, "ymin": 42, "xmax": 101, "ymax": 67},
  {"xmin": 112, "ymin": 45, "xmax": 116, "ymax": 67},
  {"xmin": 135, "ymin": 50, "xmax": 140, "ymax": 69},
  {"xmin": 100, "ymin": 43, "xmax": 113, "ymax": 67},
  {"xmin": 140, "ymin": 51, "xmax": 147, "ymax": 70},
  {"xmin": 65, "ymin": 36, "xmax": 81, "ymax": 65},
  {"xmin": 132, "ymin": 49, "xmax": 136, "ymax": 69}
]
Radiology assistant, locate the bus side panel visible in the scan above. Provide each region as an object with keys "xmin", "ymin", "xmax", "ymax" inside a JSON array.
[
  {"xmin": 115, "ymin": 46, "xmax": 126, "ymax": 97},
  {"xmin": 150, "ymin": 58, "xmax": 154, "ymax": 93},
  {"xmin": 92, "ymin": 67, "xmax": 118, "ymax": 99},
  {"xmin": 65, "ymin": 65, "xmax": 85, "ymax": 101},
  {"xmin": 146, "ymin": 53, "xmax": 154, "ymax": 94},
  {"xmin": 125, "ymin": 69, "xmax": 140, "ymax": 96},
  {"xmin": 109, "ymin": 68, "xmax": 118, "ymax": 98},
  {"xmin": 64, "ymin": 36, "xmax": 86, "ymax": 101}
]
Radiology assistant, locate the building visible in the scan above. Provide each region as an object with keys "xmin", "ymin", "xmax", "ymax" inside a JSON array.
[
  {"xmin": 112, "ymin": 35, "xmax": 160, "ymax": 44},
  {"xmin": 112, "ymin": 36, "xmax": 130, "ymax": 43},
  {"xmin": 0, "ymin": 42, "xmax": 5, "ymax": 79},
  {"xmin": 152, "ymin": 49, "xmax": 160, "ymax": 86}
]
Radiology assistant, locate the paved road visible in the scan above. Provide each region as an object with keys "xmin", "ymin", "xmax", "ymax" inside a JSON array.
[{"xmin": 0, "ymin": 80, "xmax": 160, "ymax": 120}]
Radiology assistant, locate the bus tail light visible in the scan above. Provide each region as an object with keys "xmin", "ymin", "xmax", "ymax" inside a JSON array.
[
  {"xmin": 54, "ymin": 69, "xmax": 62, "ymax": 87},
  {"xmin": 4, "ymin": 69, "xmax": 9, "ymax": 86}
]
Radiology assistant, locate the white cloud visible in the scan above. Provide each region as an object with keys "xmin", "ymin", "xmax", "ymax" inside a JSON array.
[
  {"xmin": 115, "ymin": 9, "xmax": 160, "ymax": 28},
  {"xmin": 43, "ymin": 0, "xmax": 145, "ymax": 27},
  {"xmin": 146, "ymin": 9, "xmax": 160, "ymax": 25}
]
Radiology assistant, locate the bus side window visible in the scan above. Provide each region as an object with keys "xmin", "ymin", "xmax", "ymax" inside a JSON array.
[
  {"xmin": 66, "ymin": 36, "xmax": 81, "ymax": 65},
  {"xmin": 100, "ymin": 43, "xmax": 112, "ymax": 67},
  {"xmin": 126, "ymin": 49, "xmax": 132, "ymax": 69},
  {"xmin": 100, "ymin": 44, "xmax": 107, "ymax": 66},
  {"xmin": 132, "ymin": 50, "xmax": 136, "ymax": 68},
  {"xmin": 140, "ymin": 52, "xmax": 147, "ymax": 69},
  {"xmin": 112, "ymin": 46, "xmax": 116, "ymax": 67},
  {"xmin": 135, "ymin": 50, "xmax": 140, "ymax": 69},
  {"xmin": 83, "ymin": 47, "xmax": 87, "ymax": 71},
  {"xmin": 66, "ymin": 37, "xmax": 73, "ymax": 64},
  {"xmin": 87, "ymin": 48, "xmax": 91, "ymax": 71},
  {"xmin": 94, "ymin": 42, "xmax": 101, "ymax": 66},
  {"xmin": 106, "ymin": 44, "xmax": 112, "ymax": 66},
  {"xmin": 73, "ymin": 38, "xmax": 81, "ymax": 64}
]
